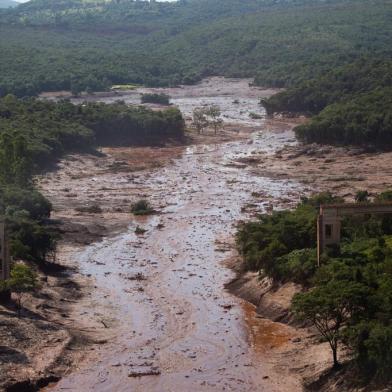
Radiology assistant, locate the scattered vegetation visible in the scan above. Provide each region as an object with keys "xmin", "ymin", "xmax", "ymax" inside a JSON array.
[
  {"xmin": 192, "ymin": 107, "xmax": 209, "ymax": 134},
  {"xmin": 207, "ymin": 105, "xmax": 224, "ymax": 135},
  {"xmin": 131, "ymin": 199, "xmax": 154, "ymax": 216},
  {"xmin": 1, "ymin": 263, "xmax": 38, "ymax": 316},
  {"xmin": 75, "ymin": 204, "xmax": 103, "ymax": 214},
  {"xmin": 192, "ymin": 105, "xmax": 223, "ymax": 134}
]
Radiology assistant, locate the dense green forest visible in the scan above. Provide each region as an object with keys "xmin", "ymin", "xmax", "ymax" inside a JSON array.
[
  {"xmin": 0, "ymin": 0, "xmax": 391, "ymax": 97},
  {"xmin": 262, "ymin": 60, "xmax": 392, "ymax": 115},
  {"xmin": 0, "ymin": 95, "xmax": 184, "ymax": 265},
  {"xmin": 295, "ymin": 87, "xmax": 392, "ymax": 146},
  {"xmin": 262, "ymin": 59, "xmax": 392, "ymax": 147},
  {"xmin": 237, "ymin": 192, "xmax": 392, "ymax": 380},
  {"xmin": 0, "ymin": 0, "xmax": 17, "ymax": 9}
]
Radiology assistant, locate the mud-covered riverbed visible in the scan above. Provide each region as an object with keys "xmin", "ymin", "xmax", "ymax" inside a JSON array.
[{"xmin": 39, "ymin": 79, "xmax": 307, "ymax": 391}]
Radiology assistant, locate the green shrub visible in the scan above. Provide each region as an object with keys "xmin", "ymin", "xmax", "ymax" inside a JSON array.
[
  {"xmin": 275, "ymin": 248, "xmax": 317, "ymax": 285},
  {"xmin": 135, "ymin": 226, "xmax": 147, "ymax": 235},
  {"xmin": 75, "ymin": 204, "xmax": 102, "ymax": 214},
  {"xmin": 141, "ymin": 93, "xmax": 170, "ymax": 105},
  {"xmin": 6, "ymin": 263, "xmax": 38, "ymax": 315},
  {"xmin": 131, "ymin": 199, "xmax": 154, "ymax": 216}
]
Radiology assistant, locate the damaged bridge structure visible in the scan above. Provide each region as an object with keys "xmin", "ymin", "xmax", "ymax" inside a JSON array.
[
  {"xmin": 317, "ymin": 203, "xmax": 392, "ymax": 265},
  {"xmin": 0, "ymin": 221, "xmax": 10, "ymax": 301},
  {"xmin": 0, "ymin": 221, "xmax": 10, "ymax": 282}
]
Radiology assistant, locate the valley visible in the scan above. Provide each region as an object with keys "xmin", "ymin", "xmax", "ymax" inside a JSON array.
[
  {"xmin": 36, "ymin": 79, "xmax": 304, "ymax": 391},
  {"xmin": 23, "ymin": 78, "xmax": 388, "ymax": 391},
  {"xmin": 0, "ymin": 1, "xmax": 391, "ymax": 389}
]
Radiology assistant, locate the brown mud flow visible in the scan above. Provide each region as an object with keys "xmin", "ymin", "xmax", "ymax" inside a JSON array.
[{"xmin": 41, "ymin": 78, "xmax": 305, "ymax": 391}]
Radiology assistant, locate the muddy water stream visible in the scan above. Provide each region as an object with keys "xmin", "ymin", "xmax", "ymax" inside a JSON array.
[{"xmin": 45, "ymin": 79, "xmax": 304, "ymax": 391}]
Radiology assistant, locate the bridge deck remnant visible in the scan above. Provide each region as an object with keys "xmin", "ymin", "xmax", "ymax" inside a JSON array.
[{"xmin": 317, "ymin": 203, "xmax": 392, "ymax": 266}]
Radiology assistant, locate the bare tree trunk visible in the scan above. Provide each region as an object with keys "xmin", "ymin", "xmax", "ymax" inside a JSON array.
[
  {"xmin": 331, "ymin": 342, "xmax": 339, "ymax": 368},
  {"xmin": 17, "ymin": 294, "xmax": 22, "ymax": 318}
]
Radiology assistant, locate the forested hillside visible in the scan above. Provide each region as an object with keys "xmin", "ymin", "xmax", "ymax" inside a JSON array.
[
  {"xmin": 263, "ymin": 56, "xmax": 392, "ymax": 148},
  {"xmin": 263, "ymin": 59, "xmax": 392, "ymax": 147},
  {"xmin": 1, "ymin": 0, "xmax": 391, "ymax": 148},
  {"xmin": 0, "ymin": 0, "xmax": 17, "ymax": 9},
  {"xmin": 0, "ymin": 0, "xmax": 391, "ymax": 97},
  {"xmin": 295, "ymin": 87, "xmax": 392, "ymax": 146},
  {"xmin": 263, "ymin": 60, "xmax": 392, "ymax": 115}
]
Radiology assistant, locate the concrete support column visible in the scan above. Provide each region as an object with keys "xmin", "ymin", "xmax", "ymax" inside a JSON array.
[
  {"xmin": 317, "ymin": 214, "xmax": 341, "ymax": 266},
  {"xmin": 317, "ymin": 214, "xmax": 323, "ymax": 267},
  {"xmin": 0, "ymin": 221, "xmax": 10, "ymax": 281}
]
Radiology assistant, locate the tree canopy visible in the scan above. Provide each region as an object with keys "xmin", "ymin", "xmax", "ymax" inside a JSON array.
[
  {"xmin": 262, "ymin": 60, "xmax": 392, "ymax": 147},
  {"xmin": 0, "ymin": 0, "xmax": 390, "ymax": 97}
]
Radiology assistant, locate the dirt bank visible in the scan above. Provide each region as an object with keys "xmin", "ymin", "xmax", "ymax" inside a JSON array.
[
  {"xmin": 0, "ymin": 258, "xmax": 92, "ymax": 391},
  {"xmin": 225, "ymin": 252, "xmax": 338, "ymax": 391},
  {"xmin": 226, "ymin": 255, "xmax": 391, "ymax": 392}
]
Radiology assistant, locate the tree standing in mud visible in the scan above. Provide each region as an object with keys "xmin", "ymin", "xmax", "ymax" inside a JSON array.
[
  {"xmin": 4, "ymin": 263, "xmax": 38, "ymax": 317},
  {"xmin": 206, "ymin": 105, "xmax": 223, "ymax": 135},
  {"xmin": 192, "ymin": 107, "xmax": 208, "ymax": 134},
  {"xmin": 292, "ymin": 280, "xmax": 367, "ymax": 369},
  {"xmin": 192, "ymin": 105, "xmax": 223, "ymax": 134}
]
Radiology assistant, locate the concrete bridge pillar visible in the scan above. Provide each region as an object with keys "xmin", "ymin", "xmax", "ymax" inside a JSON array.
[
  {"xmin": 0, "ymin": 222, "xmax": 10, "ymax": 281},
  {"xmin": 317, "ymin": 202, "xmax": 392, "ymax": 265},
  {"xmin": 317, "ymin": 208, "xmax": 342, "ymax": 266}
]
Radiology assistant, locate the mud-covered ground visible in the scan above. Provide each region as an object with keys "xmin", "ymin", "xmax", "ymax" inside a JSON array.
[
  {"xmin": 0, "ymin": 276, "xmax": 82, "ymax": 391},
  {"xmin": 4, "ymin": 78, "xmax": 391, "ymax": 392},
  {"xmin": 243, "ymin": 140, "xmax": 392, "ymax": 200},
  {"xmin": 39, "ymin": 137, "xmax": 303, "ymax": 392},
  {"xmin": 36, "ymin": 79, "xmax": 310, "ymax": 392}
]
